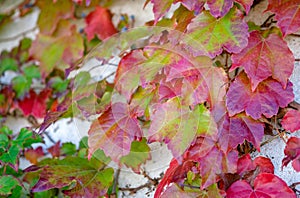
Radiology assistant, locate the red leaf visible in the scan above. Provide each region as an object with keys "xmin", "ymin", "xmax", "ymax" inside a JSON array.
[
  {"xmin": 114, "ymin": 49, "xmax": 147, "ymax": 101},
  {"xmin": 198, "ymin": 147, "xmax": 238, "ymax": 189},
  {"xmin": 237, "ymin": 154, "xmax": 256, "ymax": 175},
  {"xmin": 84, "ymin": 6, "xmax": 118, "ymax": 41},
  {"xmin": 282, "ymin": 109, "xmax": 300, "ymax": 132},
  {"xmin": 282, "ymin": 137, "xmax": 300, "ymax": 172},
  {"xmin": 88, "ymin": 102, "xmax": 143, "ymax": 162},
  {"xmin": 48, "ymin": 141, "xmax": 61, "ymax": 158},
  {"xmin": 25, "ymin": 147, "xmax": 44, "ymax": 164},
  {"xmin": 154, "ymin": 158, "xmax": 179, "ymax": 198},
  {"xmin": 184, "ymin": 137, "xmax": 238, "ymax": 189},
  {"xmin": 227, "ymin": 173, "xmax": 296, "ymax": 198},
  {"xmin": 154, "ymin": 159, "xmax": 196, "ymax": 198},
  {"xmin": 226, "ymin": 72, "xmax": 294, "ymax": 119},
  {"xmin": 266, "ymin": 0, "xmax": 300, "ymax": 36},
  {"xmin": 17, "ymin": 89, "xmax": 51, "ymax": 118},
  {"xmin": 253, "ymin": 156, "xmax": 274, "ymax": 174},
  {"xmin": 231, "ymin": 31, "xmax": 294, "ymax": 90},
  {"xmin": 218, "ymin": 113, "xmax": 264, "ymax": 153}
]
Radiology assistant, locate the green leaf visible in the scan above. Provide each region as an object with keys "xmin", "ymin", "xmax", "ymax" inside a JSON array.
[
  {"xmin": 61, "ymin": 142, "xmax": 76, "ymax": 156},
  {"xmin": 0, "ymin": 176, "xmax": 20, "ymax": 196},
  {"xmin": 79, "ymin": 136, "xmax": 88, "ymax": 149},
  {"xmin": 0, "ymin": 133, "xmax": 9, "ymax": 151},
  {"xmin": 20, "ymin": 38, "xmax": 32, "ymax": 50},
  {"xmin": 29, "ymin": 20, "xmax": 84, "ymax": 77},
  {"xmin": 0, "ymin": 144, "xmax": 19, "ymax": 164},
  {"xmin": 31, "ymin": 156, "xmax": 114, "ymax": 197},
  {"xmin": 23, "ymin": 65, "xmax": 41, "ymax": 79},
  {"xmin": 14, "ymin": 128, "xmax": 42, "ymax": 148},
  {"xmin": 183, "ymin": 7, "xmax": 249, "ymax": 58},
  {"xmin": 120, "ymin": 138, "xmax": 151, "ymax": 173},
  {"xmin": 0, "ymin": 126, "xmax": 12, "ymax": 135},
  {"xmin": 50, "ymin": 77, "xmax": 69, "ymax": 93},
  {"xmin": 148, "ymin": 97, "xmax": 217, "ymax": 160},
  {"xmin": 12, "ymin": 76, "xmax": 31, "ymax": 98},
  {"xmin": 0, "ymin": 58, "xmax": 18, "ymax": 75}
]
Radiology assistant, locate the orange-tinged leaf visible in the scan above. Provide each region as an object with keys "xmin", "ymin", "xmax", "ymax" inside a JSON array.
[
  {"xmin": 84, "ymin": 6, "xmax": 118, "ymax": 41},
  {"xmin": 25, "ymin": 147, "xmax": 44, "ymax": 164},
  {"xmin": 231, "ymin": 31, "xmax": 294, "ymax": 90},
  {"xmin": 37, "ymin": 0, "xmax": 74, "ymax": 35}
]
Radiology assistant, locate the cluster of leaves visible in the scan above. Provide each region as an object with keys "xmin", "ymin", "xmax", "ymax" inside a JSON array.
[
  {"xmin": 1, "ymin": 0, "xmax": 300, "ymax": 197},
  {"xmin": 0, "ymin": 125, "xmax": 115, "ymax": 197}
]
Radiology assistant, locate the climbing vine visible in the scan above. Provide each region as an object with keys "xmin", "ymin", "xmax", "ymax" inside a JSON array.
[{"xmin": 0, "ymin": 0, "xmax": 300, "ymax": 197}]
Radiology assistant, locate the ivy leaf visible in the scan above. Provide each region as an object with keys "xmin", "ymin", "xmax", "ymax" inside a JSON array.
[
  {"xmin": 12, "ymin": 76, "xmax": 31, "ymax": 98},
  {"xmin": 36, "ymin": 0, "xmax": 74, "ymax": 35},
  {"xmin": 30, "ymin": 20, "xmax": 84, "ymax": 78},
  {"xmin": 206, "ymin": 0, "xmax": 234, "ymax": 18},
  {"xmin": 114, "ymin": 49, "xmax": 146, "ymax": 101},
  {"xmin": 31, "ymin": 156, "xmax": 114, "ymax": 197},
  {"xmin": 14, "ymin": 128, "xmax": 43, "ymax": 148},
  {"xmin": 0, "ymin": 144, "xmax": 19, "ymax": 165},
  {"xmin": 23, "ymin": 65, "xmax": 41, "ymax": 79},
  {"xmin": 0, "ymin": 58, "xmax": 18, "ymax": 75},
  {"xmin": 266, "ymin": 0, "xmax": 300, "ymax": 36},
  {"xmin": 154, "ymin": 159, "xmax": 196, "ymax": 198},
  {"xmin": 25, "ymin": 147, "xmax": 44, "ymax": 165},
  {"xmin": 183, "ymin": 7, "xmax": 249, "ymax": 58},
  {"xmin": 179, "ymin": 58, "xmax": 227, "ymax": 108},
  {"xmin": 226, "ymin": 72, "xmax": 294, "ymax": 119},
  {"xmin": 198, "ymin": 147, "xmax": 238, "ymax": 189},
  {"xmin": 226, "ymin": 173, "xmax": 296, "ymax": 198},
  {"xmin": 148, "ymin": 97, "xmax": 217, "ymax": 160},
  {"xmin": 184, "ymin": 137, "xmax": 238, "ymax": 189},
  {"xmin": 88, "ymin": 102, "xmax": 143, "ymax": 162},
  {"xmin": 120, "ymin": 138, "xmax": 151, "ymax": 173},
  {"xmin": 175, "ymin": 0, "xmax": 205, "ymax": 15},
  {"xmin": 150, "ymin": 0, "xmax": 173, "ymax": 22},
  {"xmin": 218, "ymin": 113, "xmax": 264, "ymax": 153},
  {"xmin": 282, "ymin": 137, "xmax": 300, "ymax": 172},
  {"xmin": 231, "ymin": 31, "xmax": 294, "ymax": 90},
  {"xmin": 235, "ymin": 0, "xmax": 253, "ymax": 14},
  {"xmin": 17, "ymin": 89, "xmax": 51, "ymax": 118},
  {"xmin": 48, "ymin": 141, "xmax": 61, "ymax": 158},
  {"xmin": 154, "ymin": 159, "xmax": 179, "ymax": 198},
  {"xmin": 61, "ymin": 142, "xmax": 77, "ymax": 156},
  {"xmin": 0, "ymin": 175, "xmax": 20, "ymax": 196},
  {"xmin": 84, "ymin": 6, "xmax": 118, "ymax": 41},
  {"xmin": 281, "ymin": 109, "xmax": 300, "ymax": 132}
]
